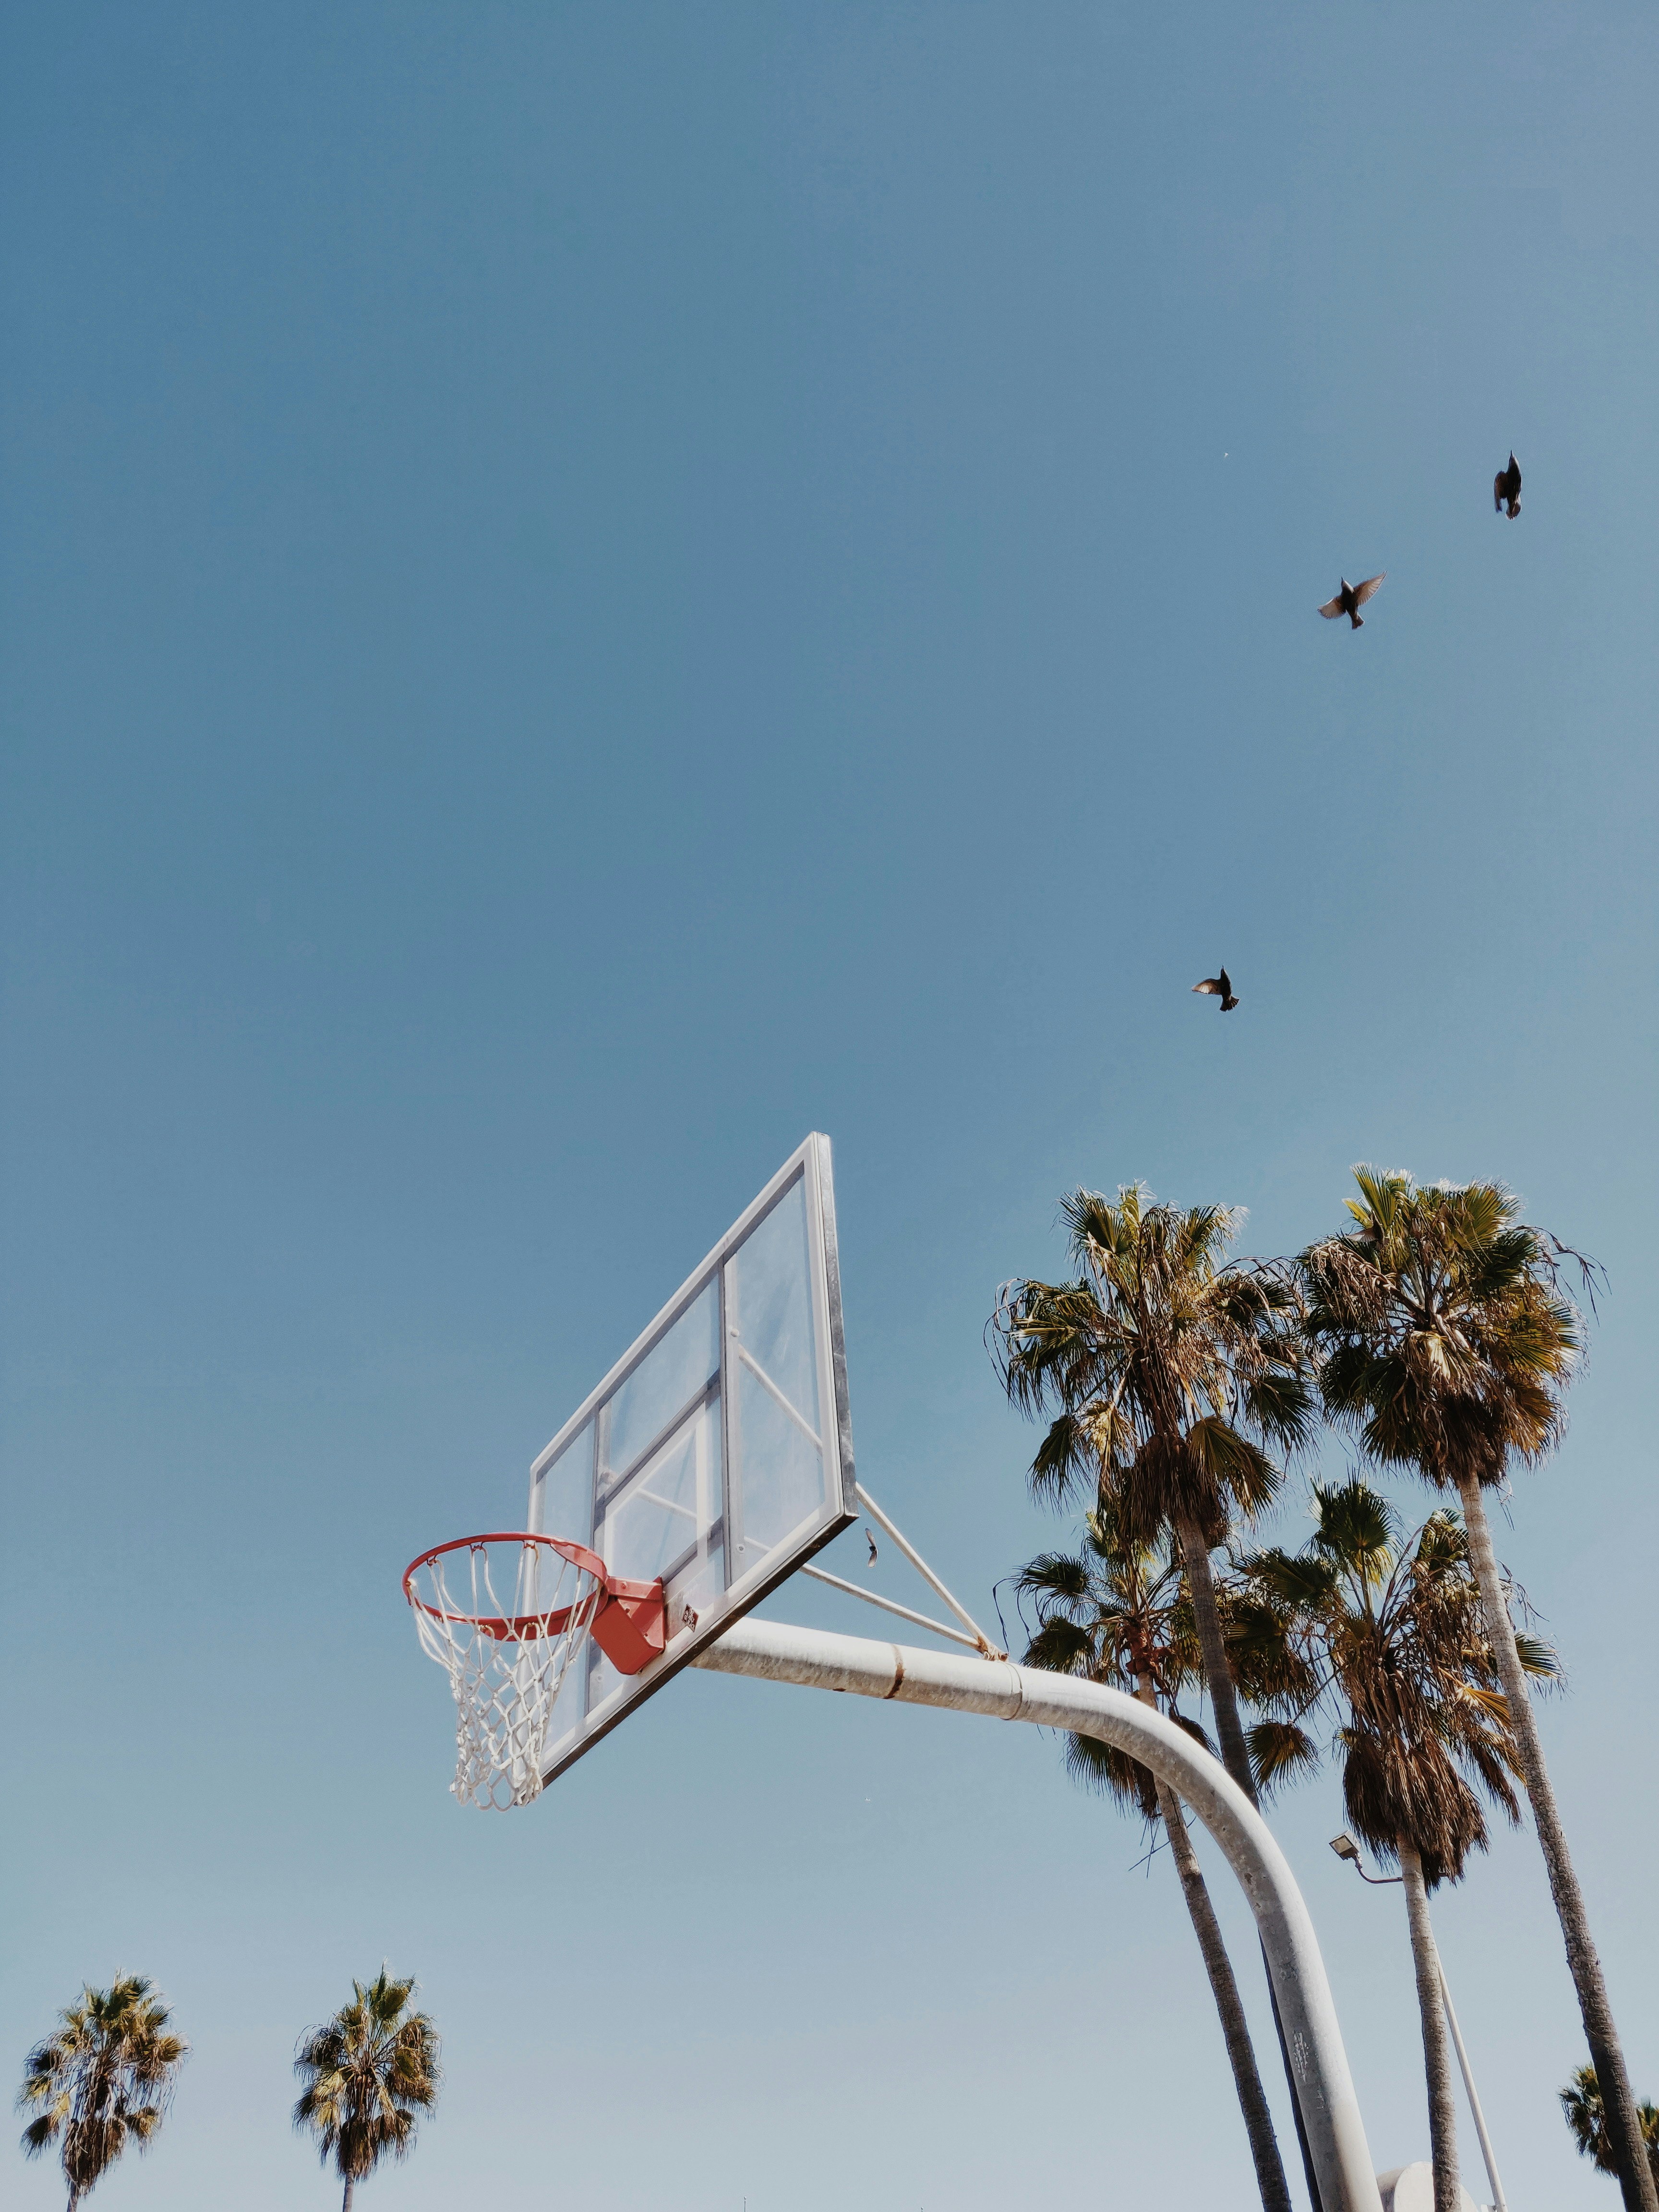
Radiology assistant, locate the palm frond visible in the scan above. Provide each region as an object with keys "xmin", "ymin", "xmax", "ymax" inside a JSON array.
[
  {"xmin": 1247, "ymin": 1547, "xmax": 1338, "ymax": 1611},
  {"xmin": 1166, "ymin": 1707, "xmax": 1216, "ymax": 1756},
  {"xmin": 1063, "ymin": 1730, "xmax": 1160, "ymax": 1819},
  {"xmin": 1243, "ymin": 1366, "xmax": 1318, "ymax": 1453},
  {"xmin": 1560, "ymin": 2066, "xmax": 1659, "ymax": 2182},
  {"xmin": 1028, "ymin": 1412, "xmax": 1100, "ymax": 1507},
  {"xmin": 1023, "ymin": 1617, "xmax": 1096, "ymax": 1674},
  {"xmin": 1249, "ymin": 1721, "xmax": 1321, "ymax": 1800},
  {"xmin": 1219, "ymin": 1590, "xmax": 1322, "ymax": 1711},
  {"xmin": 1014, "ymin": 1550, "xmax": 1093, "ymax": 1605},
  {"xmin": 1187, "ymin": 1417, "xmax": 1282, "ymax": 1514},
  {"xmin": 1513, "ymin": 1631, "xmax": 1561, "ymax": 1682}
]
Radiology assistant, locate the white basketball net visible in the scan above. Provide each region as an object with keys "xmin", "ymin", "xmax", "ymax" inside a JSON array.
[{"xmin": 408, "ymin": 1539, "xmax": 603, "ymax": 1811}]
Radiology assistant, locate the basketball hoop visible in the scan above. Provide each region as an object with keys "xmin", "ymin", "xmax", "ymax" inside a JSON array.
[{"xmin": 404, "ymin": 1532, "xmax": 668, "ymax": 1810}]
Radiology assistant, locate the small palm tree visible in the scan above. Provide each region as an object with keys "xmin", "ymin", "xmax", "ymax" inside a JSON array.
[
  {"xmin": 1299, "ymin": 1169, "xmax": 1655, "ymax": 2212},
  {"xmin": 293, "ymin": 1971, "xmax": 441, "ymax": 2212},
  {"xmin": 993, "ymin": 1186, "xmax": 1324, "ymax": 2203},
  {"xmin": 17, "ymin": 1974, "xmax": 188, "ymax": 2209},
  {"xmin": 1017, "ymin": 1495, "xmax": 1312, "ymax": 2212},
  {"xmin": 1247, "ymin": 1482, "xmax": 1551, "ymax": 2212},
  {"xmin": 1563, "ymin": 2065, "xmax": 1659, "ymax": 2189}
]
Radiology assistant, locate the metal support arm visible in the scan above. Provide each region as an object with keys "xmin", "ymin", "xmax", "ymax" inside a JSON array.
[
  {"xmin": 798, "ymin": 1560, "xmax": 988, "ymax": 1651},
  {"xmin": 695, "ymin": 1614, "xmax": 1382, "ymax": 2212},
  {"xmin": 854, "ymin": 1482, "xmax": 1003, "ymax": 1657}
]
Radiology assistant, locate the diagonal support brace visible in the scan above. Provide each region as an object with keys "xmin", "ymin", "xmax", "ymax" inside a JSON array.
[{"xmin": 854, "ymin": 1481, "xmax": 1004, "ymax": 1657}]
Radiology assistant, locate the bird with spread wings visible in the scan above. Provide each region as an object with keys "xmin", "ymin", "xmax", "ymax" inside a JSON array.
[
  {"xmin": 1318, "ymin": 574, "xmax": 1386, "ymax": 630},
  {"xmin": 1193, "ymin": 968, "xmax": 1240, "ymax": 1012}
]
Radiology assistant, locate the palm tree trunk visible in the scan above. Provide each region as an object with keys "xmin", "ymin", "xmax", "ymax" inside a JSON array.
[
  {"xmin": 1177, "ymin": 1514, "xmax": 1324, "ymax": 2212},
  {"xmin": 1399, "ymin": 1843, "xmax": 1460, "ymax": 2212},
  {"xmin": 1135, "ymin": 1670, "xmax": 1292, "ymax": 2212},
  {"xmin": 1177, "ymin": 1515, "xmax": 1256, "ymax": 1797},
  {"xmin": 342, "ymin": 2179, "xmax": 354, "ymax": 2212},
  {"xmin": 1458, "ymin": 1476, "xmax": 1657, "ymax": 2212},
  {"xmin": 1159, "ymin": 1776, "xmax": 1296, "ymax": 2212}
]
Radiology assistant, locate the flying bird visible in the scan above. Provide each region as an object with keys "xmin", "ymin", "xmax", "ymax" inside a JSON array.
[
  {"xmin": 1494, "ymin": 453, "xmax": 1522, "ymax": 518},
  {"xmin": 1318, "ymin": 574, "xmax": 1386, "ymax": 629},
  {"xmin": 1193, "ymin": 968, "xmax": 1240, "ymax": 1012},
  {"xmin": 866, "ymin": 1530, "xmax": 878, "ymax": 1566}
]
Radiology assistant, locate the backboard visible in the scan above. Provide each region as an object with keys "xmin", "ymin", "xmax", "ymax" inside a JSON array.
[{"xmin": 525, "ymin": 1132, "xmax": 856, "ymax": 1784}]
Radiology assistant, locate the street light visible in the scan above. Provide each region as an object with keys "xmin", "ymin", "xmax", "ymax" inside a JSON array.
[
  {"xmin": 1329, "ymin": 1834, "xmax": 1507, "ymax": 2212},
  {"xmin": 1331, "ymin": 1833, "xmax": 1403, "ymax": 1886}
]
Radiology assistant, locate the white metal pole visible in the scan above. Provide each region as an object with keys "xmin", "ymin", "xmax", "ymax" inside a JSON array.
[
  {"xmin": 1440, "ymin": 1964, "xmax": 1508, "ymax": 2212},
  {"xmin": 695, "ymin": 1614, "xmax": 1382, "ymax": 2212}
]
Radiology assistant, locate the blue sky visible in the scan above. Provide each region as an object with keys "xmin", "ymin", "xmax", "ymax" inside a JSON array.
[{"xmin": 4, "ymin": 5, "xmax": 1658, "ymax": 2208}]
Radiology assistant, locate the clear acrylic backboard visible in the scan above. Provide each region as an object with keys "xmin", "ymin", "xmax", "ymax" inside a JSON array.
[{"xmin": 526, "ymin": 1133, "xmax": 856, "ymax": 1784}]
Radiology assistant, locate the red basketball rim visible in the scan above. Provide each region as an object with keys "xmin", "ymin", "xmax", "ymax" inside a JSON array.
[{"xmin": 402, "ymin": 1530, "xmax": 606, "ymax": 1643}]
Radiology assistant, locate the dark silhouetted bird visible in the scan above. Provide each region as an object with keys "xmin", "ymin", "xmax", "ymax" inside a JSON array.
[
  {"xmin": 1193, "ymin": 969, "xmax": 1240, "ymax": 1012},
  {"xmin": 1494, "ymin": 453, "xmax": 1522, "ymax": 518},
  {"xmin": 866, "ymin": 1530, "xmax": 878, "ymax": 1565},
  {"xmin": 1318, "ymin": 574, "xmax": 1386, "ymax": 629}
]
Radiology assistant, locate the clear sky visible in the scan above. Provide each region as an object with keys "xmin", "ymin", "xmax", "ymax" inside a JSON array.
[{"xmin": 4, "ymin": 6, "xmax": 1658, "ymax": 2210}]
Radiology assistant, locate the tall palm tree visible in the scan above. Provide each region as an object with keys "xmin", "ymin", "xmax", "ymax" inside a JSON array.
[
  {"xmin": 1562, "ymin": 2066, "xmax": 1659, "ymax": 2189},
  {"xmin": 994, "ymin": 1187, "xmax": 1312, "ymax": 1807},
  {"xmin": 17, "ymin": 1974, "xmax": 188, "ymax": 2210},
  {"xmin": 1017, "ymin": 1494, "xmax": 1313, "ymax": 2212},
  {"xmin": 293, "ymin": 1970, "xmax": 441, "ymax": 2212},
  {"xmin": 1247, "ymin": 1482, "xmax": 1551, "ymax": 2212},
  {"xmin": 994, "ymin": 1185, "xmax": 1321, "ymax": 2203},
  {"xmin": 1298, "ymin": 1168, "xmax": 1655, "ymax": 2212}
]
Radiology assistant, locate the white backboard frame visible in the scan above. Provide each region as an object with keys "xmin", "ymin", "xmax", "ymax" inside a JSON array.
[{"xmin": 526, "ymin": 1132, "xmax": 856, "ymax": 1785}]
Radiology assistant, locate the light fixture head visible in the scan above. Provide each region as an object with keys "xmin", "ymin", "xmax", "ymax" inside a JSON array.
[{"xmin": 1330, "ymin": 1832, "xmax": 1361, "ymax": 1863}]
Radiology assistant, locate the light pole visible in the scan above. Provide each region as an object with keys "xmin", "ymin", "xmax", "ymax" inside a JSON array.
[{"xmin": 1329, "ymin": 1834, "xmax": 1509, "ymax": 2212}]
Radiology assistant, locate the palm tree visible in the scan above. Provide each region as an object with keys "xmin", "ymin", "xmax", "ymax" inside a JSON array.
[
  {"xmin": 1017, "ymin": 1493, "xmax": 1312, "ymax": 2212},
  {"xmin": 1299, "ymin": 1168, "xmax": 1656, "ymax": 2212},
  {"xmin": 994, "ymin": 1188, "xmax": 1312, "ymax": 1806},
  {"xmin": 1563, "ymin": 2066, "xmax": 1659, "ymax": 2189},
  {"xmin": 1246, "ymin": 1482, "xmax": 1551, "ymax": 2212},
  {"xmin": 993, "ymin": 1185, "xmax": 1321, "ymax": 2204},
  {"xmin": 293, "ymin": 1970, "xmax": 441, "ymax": 2212},
  {"xmin": 17, "ymin": 1974, "xmax": 188, "ymax": 2210}
]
